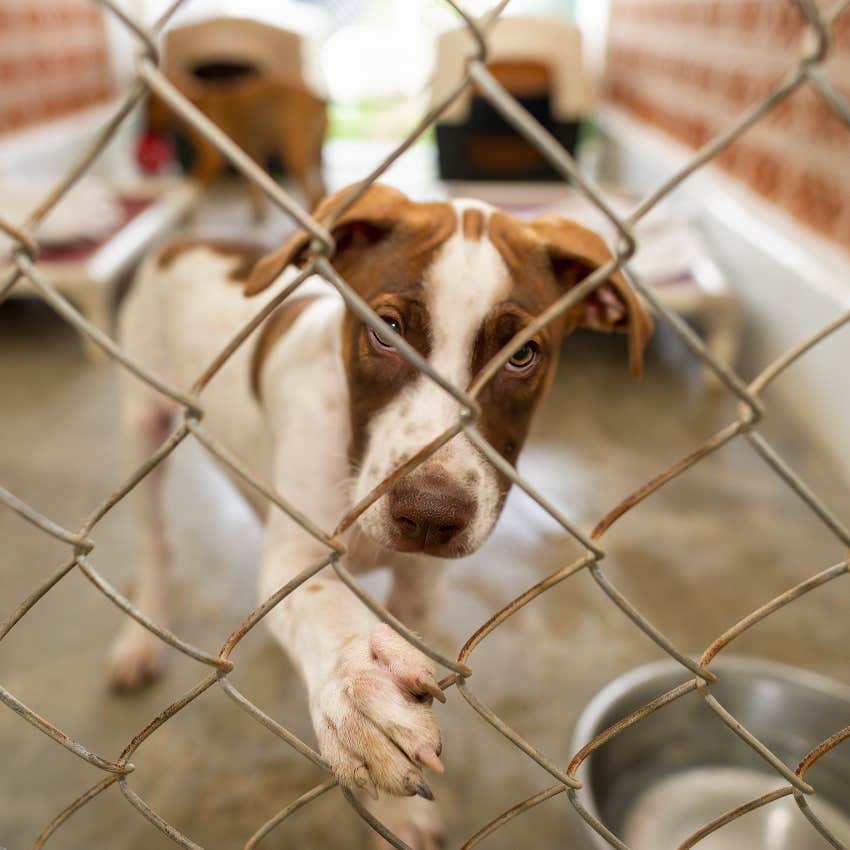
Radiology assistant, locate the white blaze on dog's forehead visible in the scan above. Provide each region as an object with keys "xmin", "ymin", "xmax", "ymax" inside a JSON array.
[{"xmin": 426, "ymin": 199, "xmax": 509, "ymax": 387}]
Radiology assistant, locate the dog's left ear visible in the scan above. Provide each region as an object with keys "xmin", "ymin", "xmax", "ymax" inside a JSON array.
[
  {"xmin": 530, "ymin": 215, "xmax": 653, "ymax": 379},
  {"xmin": 245, "ymin": 183, "xmax": 410, "ymax": 296}
]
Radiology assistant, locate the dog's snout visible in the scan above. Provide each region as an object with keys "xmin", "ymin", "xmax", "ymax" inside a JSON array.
[{"xmin": 389, "ymin": 481, "xmax": 475, "ymax": 555}]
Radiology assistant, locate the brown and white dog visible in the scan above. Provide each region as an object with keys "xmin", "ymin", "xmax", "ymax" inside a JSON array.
[{"xmin": 108, "ymin": 183, "xmax": 651, "ymax": 846}]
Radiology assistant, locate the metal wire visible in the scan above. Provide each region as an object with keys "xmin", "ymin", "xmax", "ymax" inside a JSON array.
[{"xmin": 2, "ymin": 0, "xmax": 850, "ymax": 847}]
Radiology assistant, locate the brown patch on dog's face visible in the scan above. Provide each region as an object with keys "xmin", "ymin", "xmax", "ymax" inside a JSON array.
[
  {"xmin": 471, "ymin": 303, "xmax": 559, "ymax": 475},
  {"xmin": 455, "ymin": 214, "xmax": 563, "ymax": 489},
  {"xmin": 342, "ymin": 292, "xmax": 433, "ymax": 466}
]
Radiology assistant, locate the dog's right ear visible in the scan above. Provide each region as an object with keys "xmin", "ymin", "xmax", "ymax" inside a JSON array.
[{"xmin": 245, "ymin": 183, "xmax": 410, "ymax": 295}]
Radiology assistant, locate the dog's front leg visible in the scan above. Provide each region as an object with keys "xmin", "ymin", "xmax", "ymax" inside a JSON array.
[
  {"xmin": 387, "ymin": 559, "xmax": 446, "ymax": 634},
  {"xmin": 354, "ymin": 557, "xmax": 447, "ymax": 849},
  {"xmin": 260, "ymin": 522, "xmax": 445, "ymax": 802}
]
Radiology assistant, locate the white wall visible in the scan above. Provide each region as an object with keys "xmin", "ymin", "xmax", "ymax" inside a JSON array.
[{"xmin": 600, "ymin": 106, "xmax": 850, "ymax": 488}]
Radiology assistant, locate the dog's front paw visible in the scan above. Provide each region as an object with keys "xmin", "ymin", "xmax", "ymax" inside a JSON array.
[{"xmin": 314, "ymin": 623, "xmax": 445, "ymax": 799}]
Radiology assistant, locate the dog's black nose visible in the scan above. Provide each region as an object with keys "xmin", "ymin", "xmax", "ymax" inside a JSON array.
[{"xmin": 389, "ymin": 479, "xmax": 475, "ymax": 554}]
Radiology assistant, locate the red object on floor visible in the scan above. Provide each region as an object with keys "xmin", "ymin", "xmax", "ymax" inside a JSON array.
[{"xmin": 135, "ymin": 130, "xmax": 174, "ymax": 174}]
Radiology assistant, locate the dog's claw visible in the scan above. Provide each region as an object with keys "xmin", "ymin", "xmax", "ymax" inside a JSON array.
[
  {"xmin": 417, "ymin": 674, "xmax": 446, "ymax": 704},
  {"xmin": 414, "ymin": 782, "xmax": 434, "ymax": 802},
  {"xmin": 402, "ymin": 771, "xmax": 434, "ymax": 801},
  {"xmin": 417, "ymin": 750, "xmax": 444, "ymax": 775}
]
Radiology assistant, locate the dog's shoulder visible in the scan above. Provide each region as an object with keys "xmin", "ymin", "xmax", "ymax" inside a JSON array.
[
  {"xmin": 250, "ymin": 295, "xmax": 322, "ymax": 399},
  {"xmin": 250, "ymin": 275, "xmax": 345, "ymax": 404}
]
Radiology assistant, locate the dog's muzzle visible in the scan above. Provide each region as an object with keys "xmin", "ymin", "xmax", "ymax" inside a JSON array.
[{"xmin": 386, "ymin": 477, "xmax": 476, "ymax": 557}]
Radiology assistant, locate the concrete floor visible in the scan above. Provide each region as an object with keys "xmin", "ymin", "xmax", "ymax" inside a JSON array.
[{"xmin": 2, "ymin": 204, "xmax": 850, "ymax": 850}]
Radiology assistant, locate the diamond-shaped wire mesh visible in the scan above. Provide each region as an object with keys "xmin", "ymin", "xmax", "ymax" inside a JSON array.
[{"xmin": 2, "ymin": 0, "xmax": 850, "ymax": 848}]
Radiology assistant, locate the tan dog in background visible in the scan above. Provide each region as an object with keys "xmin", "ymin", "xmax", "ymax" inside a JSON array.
[{"xmin": 147, "ymin": 71, "xmax": 327, "ymax": 217}]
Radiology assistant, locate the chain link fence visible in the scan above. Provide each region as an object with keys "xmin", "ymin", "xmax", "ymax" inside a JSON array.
[{"xmin": 2, "ymin": 0, "xmax": 850, "ymax": 847}]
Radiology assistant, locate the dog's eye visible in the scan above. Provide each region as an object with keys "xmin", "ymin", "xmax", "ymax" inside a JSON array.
[
  {"xmin": 506, "ymin": 341, "xmax": 539, "ymax": 372},
  {"xmin": 369, "ymin": 315, "xmax": 402, "ymax": 350}
]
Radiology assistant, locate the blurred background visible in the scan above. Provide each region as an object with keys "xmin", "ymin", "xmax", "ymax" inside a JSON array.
[{"xmin": 2, "ymin": 1, "xmax": 850, "ymax": 849}]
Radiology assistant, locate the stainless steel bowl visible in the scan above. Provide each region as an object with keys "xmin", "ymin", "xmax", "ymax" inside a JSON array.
[{"xmin": 571, "ymin": 657, "xmax": 850, "ymax": 849}]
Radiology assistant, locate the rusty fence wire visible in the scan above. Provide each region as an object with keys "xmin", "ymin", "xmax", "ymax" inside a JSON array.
[{"xmin": 2, "ymin": 0, "xmax": 850, "ymax": 847}]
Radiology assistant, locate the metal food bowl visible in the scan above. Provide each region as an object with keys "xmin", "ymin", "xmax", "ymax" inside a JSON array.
[{"xmin": 571, "ymin": 657, "xmax": 850, "ymax": 849}]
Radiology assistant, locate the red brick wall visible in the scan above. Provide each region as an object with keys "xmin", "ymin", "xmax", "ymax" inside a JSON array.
[
  {"xmin": 0, "ymin": 0, "xmax": 114, "ymax": 135},
  {"xmin": 606, "ymin": 1, "xmax": 850, "ymax": 250}
]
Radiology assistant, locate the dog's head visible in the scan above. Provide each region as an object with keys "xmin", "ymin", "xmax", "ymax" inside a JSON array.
[{"xmin": 247, "ymin": 184, "xmax": 652, "ymax": 558}]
